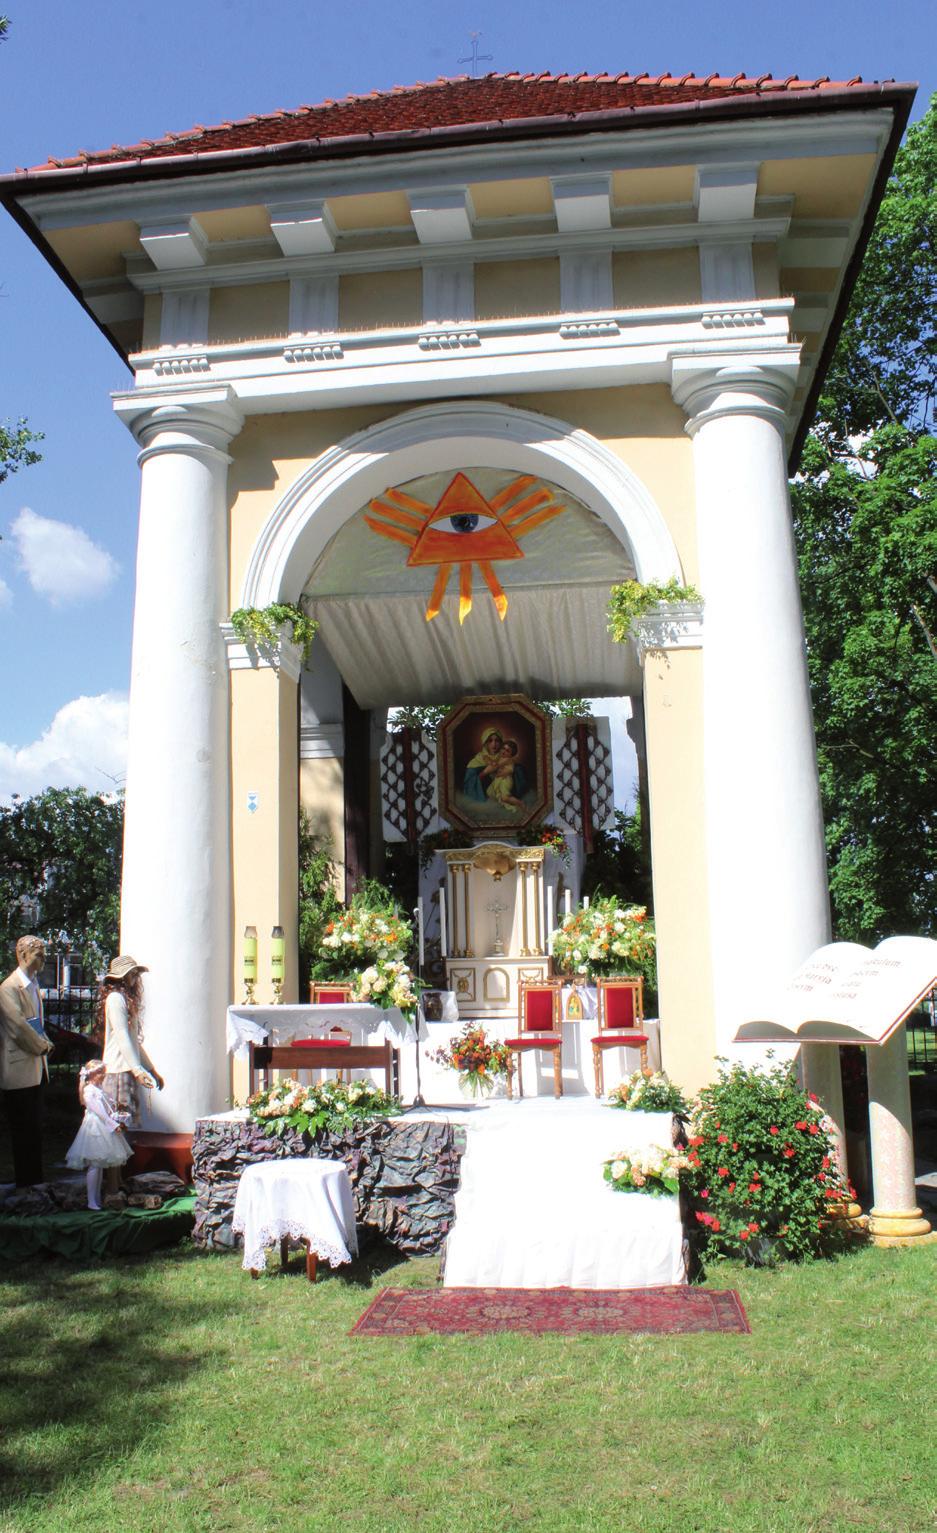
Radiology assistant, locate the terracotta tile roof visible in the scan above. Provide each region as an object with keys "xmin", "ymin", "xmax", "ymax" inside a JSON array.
[{"xmin": 35, "ymin": 71, "xmax": 887, "ymax": 171}]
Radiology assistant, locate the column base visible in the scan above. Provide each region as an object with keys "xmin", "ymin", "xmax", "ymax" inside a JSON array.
[
  {"xmin": 867, "ymin": 1206, "xmax": 934, "ymax": 1246},
  {"xmin": 824, "ymin": 1198, "xmax": 866, "ymax": 1231}
]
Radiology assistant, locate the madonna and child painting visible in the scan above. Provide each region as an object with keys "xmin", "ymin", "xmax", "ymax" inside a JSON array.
[{"xmin": 439, "ymin": 695, "xmax": 551, "ymax": 834}]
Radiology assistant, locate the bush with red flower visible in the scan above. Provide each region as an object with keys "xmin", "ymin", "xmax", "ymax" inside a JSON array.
[{"xmin": 684, "ymin": 1058, "xmax": 861, "ymax": 1264}]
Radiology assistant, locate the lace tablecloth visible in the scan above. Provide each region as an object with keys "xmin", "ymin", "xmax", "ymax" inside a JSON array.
[
  {"xmin": 225, "ymin": 1002, "xmax": 421, "ymax": 1058},
  {"xmin": 231, "ymin": 1158, "xmax": 358, "ymax": 1273}
]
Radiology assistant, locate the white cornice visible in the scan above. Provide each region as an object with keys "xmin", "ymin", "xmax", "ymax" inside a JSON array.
[
  {"xmin": 219, "ymin": 622, "xmax": 303, "ymax": 683},
  {"xmin": 634, "ymin": 601, "xmax": 704, "ymax": 655},
  {"xmin": 26, "ymin": 111, "xmax": 892, "ymax": 232},
  {"xmin": 126, "ymin": 215, "xmax": 793, "ymax": 293},
  {"xmin": 121, "ymin": 298, "xmax": 800, "ymax": 417}
]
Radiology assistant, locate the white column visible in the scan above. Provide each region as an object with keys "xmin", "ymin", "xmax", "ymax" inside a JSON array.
[
  {"xmin": 671, "ymin": 358, "xmax": 831, "ymax": 1061},
  {"xmin": 114, "ymin": 386, "xmax": 243, "ymax": 1131},
  {"xmin": 866, "ymin": 1028, "xmax": 932, "ymax": 1242}
]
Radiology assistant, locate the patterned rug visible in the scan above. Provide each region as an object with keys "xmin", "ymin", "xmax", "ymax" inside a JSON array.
[{"xmin": 351, "ymin": 1285, "xmax": 750, "ymax": 1337}]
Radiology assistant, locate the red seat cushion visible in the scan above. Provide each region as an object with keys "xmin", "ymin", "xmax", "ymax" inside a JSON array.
[
  {"xmin": 603, "ymin": 986, "xmax": 640, "ymax": 1029},
  {"xmin": 523, "ymin": 989, "xmax": 556, "ymax": 1030},
  {"xmin": 314, "ymin": 989, "xmax": 349, "ymax": 1005},
  {"xmin": 291, "ymin": 1036, "xmax": 351, "ymax": 1048},
  {"xmin": 506, "ymin": 1034, "xmax": 562, "ymax": 1049},
  {"xmin": 591, "ymin": 1032, "xmax": 648, "ymax": 1046}
]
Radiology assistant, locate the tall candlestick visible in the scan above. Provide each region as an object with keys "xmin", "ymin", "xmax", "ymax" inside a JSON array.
[
  {"xmin": 243, "ymin": 925, "xmax": 257, "ymax": 1004},
  {"xmin": 270, "ymin": 924, "xmax": 285, "ymax": 1004},
  {"xmin": 582, "ymin": 895, "xmax": 590, "ymax": 911},
  {"xmin": 546, "ymin": 885, "xmax": 555, "ymax": 948},
  {"xmin": 564, "ymin": 889, "xmax": 572, "ymax": 918},
  {"xmin": 417, "ymin": 897, "xmax": 425, "ymax": 967},
  {"xmin": 438, "ymin": 885, "xmax": 448, "ymax": 958}
]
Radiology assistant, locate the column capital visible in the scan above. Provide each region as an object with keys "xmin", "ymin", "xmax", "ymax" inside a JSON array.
[
  {"xmin": 112, "ymin": 384, "xmax": 244, "ymax": 463},
  {"xmin": 670, "ymin": 354, "xmax": 801, "ymax": 437},
  {"xmin": 634, "ymin": 600, "xmax": 704, "ymax": 659},
  {"xmin": 220, "ymin": 622, "xmax": 303, "ymax": 684}
]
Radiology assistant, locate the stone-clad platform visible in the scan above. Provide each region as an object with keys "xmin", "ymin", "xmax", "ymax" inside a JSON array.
[{"xmin": 192, "ymin": 1110, "xmax": 466, "ymax": 1256}]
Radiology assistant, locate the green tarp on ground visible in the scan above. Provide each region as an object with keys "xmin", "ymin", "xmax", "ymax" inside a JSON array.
[{"xmin": 0, "ymin": 1195, "xmax": 194, "ymax": 1262}]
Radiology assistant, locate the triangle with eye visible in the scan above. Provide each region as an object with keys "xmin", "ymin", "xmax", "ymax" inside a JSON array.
[{"xmin": 406, "ymin": 473, "xmax": 523, "ymax": 566}]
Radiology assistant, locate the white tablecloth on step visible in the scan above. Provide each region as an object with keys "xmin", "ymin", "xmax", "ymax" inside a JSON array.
[
  {"xmin": 443, "ymin": 1098, "xmax": 685, "ymax": 1289},
  {"xmin": 231, "ymin": 1158, "xmax": 358, "ymax": 1273},
  {"xmin": 226, "ymin": 1002, "xmax": 422, "ymax": 1058}
]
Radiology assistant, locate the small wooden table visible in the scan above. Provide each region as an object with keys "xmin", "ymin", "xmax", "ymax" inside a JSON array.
[
  {"xmin": 231, "ymin": 1158, "xmax": 358, "ymax": 1281},
  {"xmin": 248, "ymin": 1039, "xmax": 398, "ymax": 1097}
]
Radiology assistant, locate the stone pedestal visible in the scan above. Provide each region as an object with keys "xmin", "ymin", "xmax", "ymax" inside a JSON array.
[{"xmin": 866, "ymin": 1027, "xmax": 933, "ymax": 1245}]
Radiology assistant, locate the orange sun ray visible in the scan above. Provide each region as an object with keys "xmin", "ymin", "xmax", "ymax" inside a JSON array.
[
  {"xmin": 363, "ymin": 514, "xmax": 418, "ymax": 548},
  {"xmin": 479, "ymin": 561, "xmax": 508, "ymax": 621},
  {"xmin": 459, "ymin": 563, "xmax": 473, "ymax": 625},
  {"xmin": 385, "ymin": 487, "xmax": 433, "ymax": 515},
  {"xmin": 511, "ymin": 502, "xmax": 568, "ymax": 537},
  {"xmin": 367, "ymin": 498, "xmax": 427, "ymax": 531},
  {"xmin": 488, "ymin": 474, "xmax": 538, "ymax": 512},
  {"xmin": 502, "ymin": 489, "xmax": 555, "ymax": 524},
  {"xmin": 425, "ymin": 563, "xmax": 453, "ymax": 621}
]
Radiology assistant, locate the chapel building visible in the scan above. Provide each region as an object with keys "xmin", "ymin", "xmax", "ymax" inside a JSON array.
[{"xmin": 0, "ymin": 72, "xmax": 914, "ymax": 1128}]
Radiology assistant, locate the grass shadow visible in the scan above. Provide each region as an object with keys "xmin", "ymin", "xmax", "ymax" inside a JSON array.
[{"xmin": 0, "ymin": 1246, "xmax": 228, "ymax": 1515}]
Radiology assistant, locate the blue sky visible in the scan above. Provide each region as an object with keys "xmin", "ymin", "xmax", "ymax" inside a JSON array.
[{"xmin": 0, "ymin": 0, "xmax": 933, "ymax": 796}]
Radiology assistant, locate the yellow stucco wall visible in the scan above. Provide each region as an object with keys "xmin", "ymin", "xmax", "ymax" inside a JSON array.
[
  {"xmin": 612, "ymin": 248, "xmax": 701, "ymax": 309},
  {"xmin": 475, "ymin": 258, "xmax": 561, "ymax": 319},
  {"xmin": 339, "ymin": 269, "xmax": 422, "ymax": 331},
  {"xmin": 300, "ymin": 757, "xmax": 346, "ymax": 905},
  {"xmin": 209, "ymin": 281, "xmax": 290, "ymax": 343},
  {"xmin": 642, "ymin": 645, "xmax": 715, "ymax": 1093}
]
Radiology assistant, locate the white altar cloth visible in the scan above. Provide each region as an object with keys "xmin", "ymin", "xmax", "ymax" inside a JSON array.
[
  {"xmin": 231, "ymin": 1157, "xmax": 358, "ymax": 1273},
  {"xmin": 226, "ymin": 1002, "xmax": 422, "ymax": 1058},
  {"xmin": 442, "ymin": 1098, "xmax": 685, "ymax": 1289}
]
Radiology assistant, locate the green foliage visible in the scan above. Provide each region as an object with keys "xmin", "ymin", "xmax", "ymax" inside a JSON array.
[
  {"xmin": 684, "ymin": 1059, "xmax": 857, "ymax": 1265},
  {"xmin": 0, "ymin": 788, "xmax": 123, "ymax": 972},
  {"xmin": 229, "ymin": 602, "xmax": 318, "ymax": 664},
  {"xmin": 536, "ymin": 698, "xmax": 593, "ymax": 719},
  {"xmin": 607, "ymin": 1068, "xmax": 689, "ymax": 1115},
  {"xmin": 581, "ymin": 806, "xmax": 652, "ymax": 910},
  {"xmin": 792, "ymin": 97, "xmax": 937, "ymax": 942},
  {"xmin": 297, "ymin": 818, "xmax": 342, "ymax": 990},
  {"xmin": 247, "ymin": 1076, "xmax": 399, "ymax": 1138},
  {"xmin": 607, "ymin": 578, "xmax": 701, "ymax": 643},
  {"xmin": 0, "ymin": 418, "xmax": 43, "ymax": 485},
  {"xmin": 389, "ymin": 704, "xmax": 451, "ymax": 733}
]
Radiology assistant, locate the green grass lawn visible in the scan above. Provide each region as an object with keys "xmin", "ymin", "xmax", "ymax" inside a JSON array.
[{"xmin": 0, "ymin": 1241, "xmax": 934, "ymax": 1533}]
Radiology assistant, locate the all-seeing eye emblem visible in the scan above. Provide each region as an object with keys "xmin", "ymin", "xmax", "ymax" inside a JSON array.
[{"xmin": 364, "ymin": 472, "xmax": 567, "ymax": 623}]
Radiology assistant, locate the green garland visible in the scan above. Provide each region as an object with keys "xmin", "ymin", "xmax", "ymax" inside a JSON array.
[
  {"xmin": 230, "ymin": 602, "xmax": 318, "ymax": 665},
  {"xmin": 607, "ymin": 579, "xmax": 702, "ymax": 643}
]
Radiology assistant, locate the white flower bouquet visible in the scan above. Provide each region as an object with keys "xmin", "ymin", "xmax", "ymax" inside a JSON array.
[
  {"xmin": 550, "ymin": 896, "xmax": 656, "ymax": 981},
  {"xmin": 602, "ymin": 1143, "xmax": 688, "ymax": 1197}
]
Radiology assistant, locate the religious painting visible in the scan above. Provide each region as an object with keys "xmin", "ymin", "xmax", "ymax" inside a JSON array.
[
  {"xmin": 438, "ymin": 694, "xmax": 552, "ymax": 835},
  {"xmin": 363, "ymin": 470, "xmax": 569, "ymax": 624}
]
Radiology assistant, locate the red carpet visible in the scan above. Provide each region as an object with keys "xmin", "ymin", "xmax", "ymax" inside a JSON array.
[{"xmin": 351, "ymin": 1285, "xmax": 750, "ymax": 1337}]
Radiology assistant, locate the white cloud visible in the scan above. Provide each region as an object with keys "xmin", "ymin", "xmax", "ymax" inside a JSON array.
[
  {"xmin": 0, "ymin": 692, "xmax": 128, "ymax": 803},
  {"xmin": 10, "ymin": 507, "xmax": 119, "ymax": 605},
  {"xmin": 0, "ymin": 573, "xmax": 11, "ymax": 609}
]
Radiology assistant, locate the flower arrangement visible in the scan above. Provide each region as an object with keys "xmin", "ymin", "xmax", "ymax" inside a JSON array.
[
  {"xmin": 314, "ymin": 881, "xmax": 414, "ymax": 981},
  {"xmin": 351, "ymin": 957, "xmax": 422, "ymax": 1019},
  {"xmin": 683, "ymin": 1059, "xmax": 859, "ymax": 1264},
  {"xmin": 550, "ymin": 896, "xmax": 656, "ymax": 982},
  {"xmin": 247, "ymin": 1076, "xmax": 399, "ymax": 1137},
  {"xmin": 515, "ymin": 822, "xmax": 571, "ymax": 864},
  {"xmin": 607, "ymin": 1069, "xmax": 688, "ymax": 1116},
  {"xmin": 603, "ymin": 1143, "xmax": 688, "ymax": 1197},
  {"xmin": 430, "ymin": 1023, "xmax": 511, "ymax": 1096}
]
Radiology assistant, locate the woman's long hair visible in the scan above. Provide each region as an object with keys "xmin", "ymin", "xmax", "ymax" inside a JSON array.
[{"xmin": 92, "ymin": 973, "xmax": 143, "ymax": 1046}]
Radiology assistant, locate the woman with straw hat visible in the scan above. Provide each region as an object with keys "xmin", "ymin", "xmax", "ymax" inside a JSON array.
[{"xmin": 96, "ymin": 956, "xmax": 164, "ymax": 1130}]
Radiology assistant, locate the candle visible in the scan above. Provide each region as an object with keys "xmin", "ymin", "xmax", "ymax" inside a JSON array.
[
  {"xmin": 270, "ymin": 925, "xmax": 285, "ymax": 980},
  {"xmin": 438, "ymin": 885, "xmax": 448, "ymax": 958},
  {"xmin": 243, "ymin": 926, "xmax": 258, "ymax": 984},
  {"xmin": 564, "ymin": 889, "xmax": 572, "ymax": 918},
  {"xmin": 417, "ymin": 897, "xmax": 425, "ymax": 967},
  {"xmin": 582, "ymin": 895, "xmax": 590, "ymax": 910},
  {"xmin": 546, "ymin": 884, "xmax": 555, "ymax": 946}
]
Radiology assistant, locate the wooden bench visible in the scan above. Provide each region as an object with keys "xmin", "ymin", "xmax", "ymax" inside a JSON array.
[{"xmin": 248, "ymin": 1040, "xmax": 399, "ymax": 1098}]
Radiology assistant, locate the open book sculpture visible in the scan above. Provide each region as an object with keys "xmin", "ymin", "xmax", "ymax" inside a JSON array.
[{"xmin": 734, "ymin": 936, "xmax": 937, "ymax": 1046}]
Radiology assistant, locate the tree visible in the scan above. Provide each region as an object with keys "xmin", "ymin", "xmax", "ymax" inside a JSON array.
[
  {"xmin": 0, "ymin": 418, "xmax": 43, "ymax": 484},
  {"xmin": 0, "ymin": 788, "xmax": 124, "ymax": 972},
  {"xmin": 791, "ymin": 98, "xmax": 936, "ymax": 942}
]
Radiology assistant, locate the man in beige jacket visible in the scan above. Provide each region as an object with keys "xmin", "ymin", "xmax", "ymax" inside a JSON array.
[{"xmin": 0, "ymin": 935, "xmax": 53, "ymax": 1185}]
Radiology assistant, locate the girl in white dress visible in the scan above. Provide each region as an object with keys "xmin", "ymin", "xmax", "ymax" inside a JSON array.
[{"xmin": 66, "ymin": 1060, "xmax": 132, "ymax": 1210}]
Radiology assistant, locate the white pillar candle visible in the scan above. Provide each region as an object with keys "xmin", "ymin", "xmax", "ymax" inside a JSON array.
[
  {"xmin": 564, "ymin": 889, "xmax": 572, "ymax": 918},
  {"xmin": 417, "ymin": 897, "xmax": 425, "ymax": 967},
  {"xmin": 546, "ymin": 884, "xmax": 555, "ymax": 947},
  {"xmin": 582, "ymin": 895, "xmax": 590, "ymax": 910},
  {"xmin": 438, "ymin": 885, "xmax": 447, "ymax": 957}
]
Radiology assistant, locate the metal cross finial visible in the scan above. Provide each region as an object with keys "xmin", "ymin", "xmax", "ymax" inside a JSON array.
[{"xmin": 459, "ymin": 32, "xmax": 493, "ymax": 77}]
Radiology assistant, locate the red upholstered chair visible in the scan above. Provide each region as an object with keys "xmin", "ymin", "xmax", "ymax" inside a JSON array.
[
  {"xmin": 592, "ymin": 977, "xmax": 648, "ymax": 1096},
  {"xmin": 310, "ymin": 983, "xmax": 352, "ymax": 1005},
  {"xmin": 506, "ymin": 981, "xmax": 564, "ymax": 1099},
  {"xmin": 292, "ymin": 1020, "xmax": 353, "ymax": 1082}
]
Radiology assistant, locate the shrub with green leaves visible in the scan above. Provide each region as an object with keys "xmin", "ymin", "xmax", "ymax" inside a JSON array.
[{"xmin": 684, "ymin": 1059, "xmax": 857, "ymax": 1264}]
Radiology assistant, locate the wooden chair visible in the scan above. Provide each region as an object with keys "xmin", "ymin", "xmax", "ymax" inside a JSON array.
[
  {"xmin": 309, "ymin": 982, "xmax": 353, "ymax": 1005},
  {"xmin": 592, "ymin": 977, "xmax": 648, "ymax": 1096},
  {"xmin": 292, "ymin": 1024, "xmax": 353, "ymax": 1082},
  {"xmin": 506, "ymin": 980, "xmax": 564, "ymax": 1099}
]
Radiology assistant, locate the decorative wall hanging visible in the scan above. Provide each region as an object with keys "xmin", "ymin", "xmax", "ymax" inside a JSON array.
[
  {"xmin": 438, "ymin": 694, "xmax": 552, "ymax": 835},
  {"xmin": 553, "ymin": 719, "xmax": 615, "ymax": 852},
  {"xmin": 380, "ymin": 728, "xmax": 439, "ymax": 844},
  {"xmin": 364, "ymin": 472, "xmax": 568, "ymax": 624}
]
